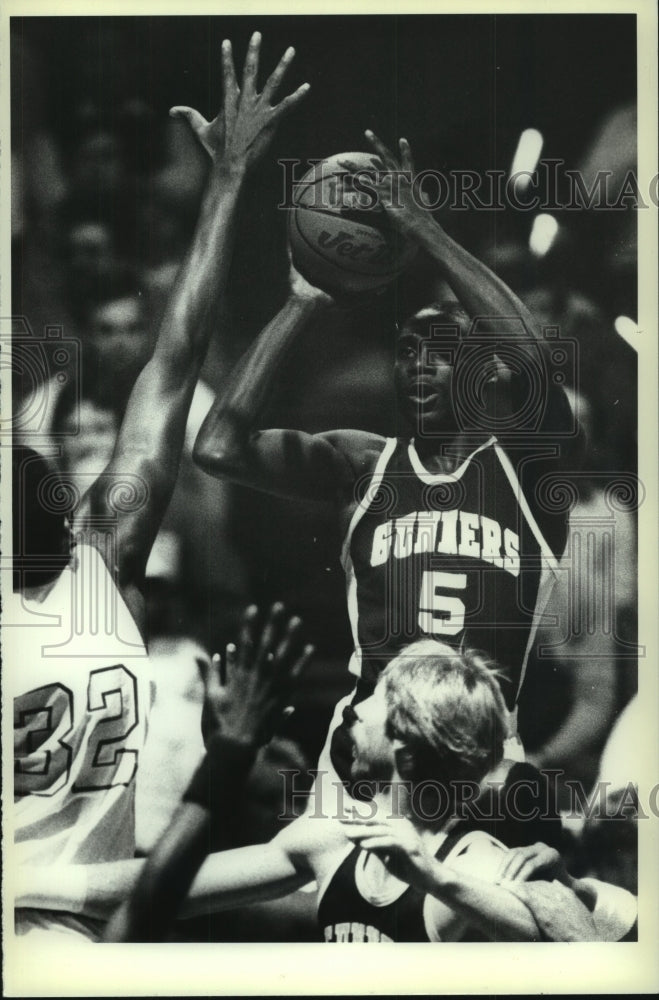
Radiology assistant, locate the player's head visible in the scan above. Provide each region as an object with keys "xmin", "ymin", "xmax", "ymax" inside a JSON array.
[
  {"xmin": 394, "ymin": 301, "xmax": 470, "ymax": 433},
  {"xmin": 345, "ymin": 640, "xmax": 507, "ymax": 816},
  {"xmin": 12, "ymin": 446, "xmax": 73, "ymax": 592}
]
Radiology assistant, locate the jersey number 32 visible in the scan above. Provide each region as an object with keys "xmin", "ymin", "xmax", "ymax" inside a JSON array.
[{"xmin": 14, "ymin": 665, "xmax": 140, "ymax": 797}]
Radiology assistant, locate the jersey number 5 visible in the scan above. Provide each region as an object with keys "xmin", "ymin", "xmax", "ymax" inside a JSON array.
[{"xmin": 418, "ymin": 570, "xmax": 467, "ymax": 636}]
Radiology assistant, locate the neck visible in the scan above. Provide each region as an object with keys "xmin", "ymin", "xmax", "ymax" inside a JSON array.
[
  {"xmin": 371, "ymin": 783, "xmax": 447, "ymax": 837},
  {"xmin": 410, "ymin": 429, "xmax": 489, "ymax": 473}
]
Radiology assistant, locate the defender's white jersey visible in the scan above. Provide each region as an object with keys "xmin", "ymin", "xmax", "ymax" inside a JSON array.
[{"xmin": 10, "ymin": 543, "xmax": 152, "ymax": 871}]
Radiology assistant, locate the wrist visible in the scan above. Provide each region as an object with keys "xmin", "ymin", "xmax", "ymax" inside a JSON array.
[
  {"xmin": 208, "ymin": 161, "xmax": 247, "ymax": 193},
  {"xmin": 183, "ymin": 735, "xmax": 257, "ymax": 811},
  {"xmin": 288, "ymin": 288, "xmax": 331, "ymax": 311},
  {"xmin": 206, "ymin": 730, "xmax": 259, "ymax": 758},
  {"xmin": 420, "ymin": 857, "xmax": 450, "ymax": 897},
  {"xmin": 214, "ymin": 726, "xmax": 259, "ymax": 749},
  {"xmin": 420, "ymin": 219, "xmax": 451, "ymax": 261}
]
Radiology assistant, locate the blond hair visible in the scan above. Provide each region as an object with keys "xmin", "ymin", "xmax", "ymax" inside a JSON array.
[{"xmin": 381, "ymin": 640, "xmax": 507, "ymax": 793}]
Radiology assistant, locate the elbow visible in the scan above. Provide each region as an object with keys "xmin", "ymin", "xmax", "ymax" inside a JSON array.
[{"xmin": 193, "ymin": 433, "xmax": 246, "ymax": 481}]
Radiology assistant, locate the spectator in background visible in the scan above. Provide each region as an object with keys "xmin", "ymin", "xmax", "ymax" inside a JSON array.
[
  {"xmin": 16, "ymin": 264, "xmax": 248, "ymax": 649},
  {"xmin": 519, "ymin": 385, "xmax": 637, "ymax": 798},
  {"xmin": 11, "ymin": 30, "xmax": 72, "ymax": 345},
  {"xmin": 66, "ymin": 122, "xmax": 126, "ymax": 202},
  {"xmin": 83, "ymin": 275, "xmax": 153, "ymax": 399},
  {"xmin": 59, "ymin": 198, "xmax": 121, "ymax": 309},
  {"xmin": 51, "ymin": 376, "xmax": 121, "ymax": 481},
  {"xmin": 14, "ymin": 269, "xmax": 151, "ymax": 446}
]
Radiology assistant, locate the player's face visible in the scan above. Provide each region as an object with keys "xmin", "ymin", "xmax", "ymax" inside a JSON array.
[
  {"xmin": 344, "ymin": 684, "xmax": 395, "ymax": 783},
  {"xmin": 394, "ymin": 328, "xmax": 456, "ymax": 432}
]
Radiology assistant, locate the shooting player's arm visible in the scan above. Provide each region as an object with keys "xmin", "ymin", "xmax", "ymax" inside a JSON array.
[
  {"xmin": 362, "ymin": 135, "xmax": 543, "ymax": 351},
  {"xmin": 363, "ymin": 131, "xmax": 576, "ymax": 439},
  {"xmin": 409, "ymin": 216, "xmax": 576, "ymax": 440},
  {"xmin": 194, "ymin": 267, "xmax": 383, "ymax": 502}
]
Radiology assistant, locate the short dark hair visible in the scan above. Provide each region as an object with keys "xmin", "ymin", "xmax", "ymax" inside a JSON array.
[
  {"xmin": 400, "ymin": 300, "xmax": 471, "ymax": 339},
  {"xmin": 12, "ymin": 446, "xmax": 72, "ymax": 591}
]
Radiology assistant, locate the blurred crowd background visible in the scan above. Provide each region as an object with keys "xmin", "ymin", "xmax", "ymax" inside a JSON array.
[{"xmin": 10, "ymin": 14, "xmax": 640, "ymax": 941}]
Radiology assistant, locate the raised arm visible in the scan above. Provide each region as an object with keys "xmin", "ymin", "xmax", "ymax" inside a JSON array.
[
  {"xmin": 362, "ymin": 133, "xmax": 544, "ymax": 346},
  {"xmin": 357, "ymin": 132, "xmax": 576, "ymax": 437},
  {"xmin": 102, "ymin": 603, "xmax": 314, "ymax": 941},
  {"xmin": 193, "ymin": 254, "xmax": 383, "ymax": 503},
  {"xmin": 72, "ymin": 33, "xmax": 310, "ymax": 618}
]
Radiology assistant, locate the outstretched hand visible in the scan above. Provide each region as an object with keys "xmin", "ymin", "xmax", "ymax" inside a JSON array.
[
  {"xmin": 170, "ymin": 31, "xmax": 310, "ymax": 175},
  {"xmin": 201, "ymin": 602, "xmax": 314, "ymax": 748}
]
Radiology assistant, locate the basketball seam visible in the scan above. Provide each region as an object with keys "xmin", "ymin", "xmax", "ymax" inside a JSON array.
[{"xmin": 291, "ymin": 206, "xmax": 405, "ymax": 279}]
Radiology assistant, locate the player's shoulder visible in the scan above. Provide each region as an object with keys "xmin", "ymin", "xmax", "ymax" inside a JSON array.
[{"xmin": 317, "ymin": 429, "xmax": 389, "ymax": 476}]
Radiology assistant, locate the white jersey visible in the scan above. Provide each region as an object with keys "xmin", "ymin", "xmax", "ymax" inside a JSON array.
[{"xmin": 9, "ymin": 543, "xmax": 152, "ymax": 935}]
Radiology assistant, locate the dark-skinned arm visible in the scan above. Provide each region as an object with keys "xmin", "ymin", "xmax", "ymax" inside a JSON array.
[
  {"xmin": 193, "ymin": 253, "xmax": 383, "ymax": 503},
  {"xmin": 102, "ymin": 603, "xmax": 314, "ymax": 942},
  {"xmin": 72, "ymin": 33, "xmax": 311, "ymax": 628},
  {"xmin": 358, "ymin": 131, "xmax": 577, "ymax": 439},
  {"xmin": 362, "ymin": 132, "xmax": 544, "ymax": 352}
]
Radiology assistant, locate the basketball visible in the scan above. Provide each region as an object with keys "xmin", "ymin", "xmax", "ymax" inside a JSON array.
[{"xmin": 288, "ymin": 152, "xmax": 417, "ymax": 295}]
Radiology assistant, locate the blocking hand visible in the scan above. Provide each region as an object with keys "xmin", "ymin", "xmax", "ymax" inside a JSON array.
[
  {"xmin": 201, "ymin": 603, "xmax": 314, "ymax": 748},
  {"xmin": 170, "ymin": 32, "xmax": 310, "ymax": 174}
]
